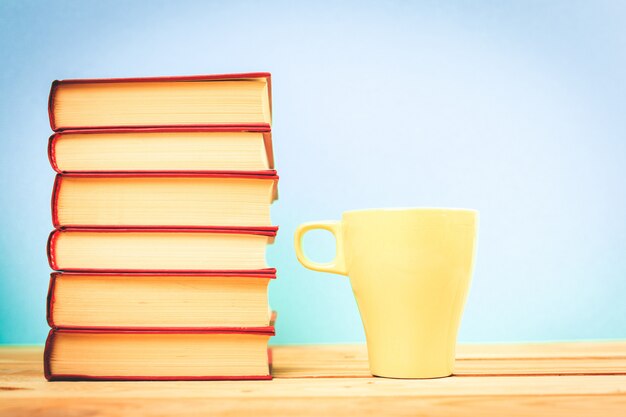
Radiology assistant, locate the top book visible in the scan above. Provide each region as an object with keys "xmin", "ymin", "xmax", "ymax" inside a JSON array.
[{"xmin": 48, "ymin": 73, "xmax": 272, "ymax": 131}]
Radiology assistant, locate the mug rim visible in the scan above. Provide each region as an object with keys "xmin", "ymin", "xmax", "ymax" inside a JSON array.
[{"xmin": 343, "ymin": 207, "xmax": 478, "ymax": 215}]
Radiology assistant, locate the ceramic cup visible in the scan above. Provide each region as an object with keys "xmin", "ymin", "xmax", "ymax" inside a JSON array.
[{"xmin": 294, "ymin": 208, "xmax": 478, "ymax": 378}]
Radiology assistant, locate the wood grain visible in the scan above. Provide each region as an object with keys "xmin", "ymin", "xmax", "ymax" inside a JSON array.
[
  {"xmin": 271, "ymin": 342, "xmax": 626, "ymax": 377},
  {"xmin": 1, "ymin": 342, "xmax": 626, "ymax": 416}
]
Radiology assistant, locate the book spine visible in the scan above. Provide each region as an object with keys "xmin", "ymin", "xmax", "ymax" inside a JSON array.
[
  {"xmin": 43, "ymin": 329, "xmax": 55, "ymax": 381},
  {"xmin": 47, "ymin": 134, "xmax": 61, "ymax": 173},
  {"xmin": 46, "ymin": 230, "xmax": 60, "ymax": 270},
  {"xmin": 48, "ymin": 81, "xmax": 58, "ymax": 131},
  {"xmin": 46, "ymin": 273, "xmax": 58, "ymax": 328},
  {"xmin": 51, "ymin": 175, "xmax": 62, "ymax": 228}
]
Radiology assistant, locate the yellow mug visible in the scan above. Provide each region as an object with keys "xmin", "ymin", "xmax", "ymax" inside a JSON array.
[{"xmin": 294, "ymin": 208, "xmax": 478, "ymax": 378}]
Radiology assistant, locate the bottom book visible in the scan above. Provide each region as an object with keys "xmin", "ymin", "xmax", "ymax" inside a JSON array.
[{"xmin": 44, "ymin": 319, "xmax": 275, "ymax": 381}]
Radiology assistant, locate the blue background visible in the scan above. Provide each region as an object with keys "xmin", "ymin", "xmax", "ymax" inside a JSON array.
[{"xmin": 1, "ymin": 0, "xmax": 625, "ymax": 345}]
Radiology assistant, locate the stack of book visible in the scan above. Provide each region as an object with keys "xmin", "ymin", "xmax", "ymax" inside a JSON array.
[{"xmin": 44, "ymin": 73, "xmax": 278, "ymax": 381}]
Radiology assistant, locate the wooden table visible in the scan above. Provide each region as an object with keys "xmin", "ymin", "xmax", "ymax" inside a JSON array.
[{"xmin": 2, "ymin": 342, "xmax": 626, "ymax": 416}]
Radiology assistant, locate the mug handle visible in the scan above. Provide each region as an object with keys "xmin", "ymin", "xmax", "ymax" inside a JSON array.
[{"xmin": 294, "ymin": 221, "xmax": 347, "ymax": 276}]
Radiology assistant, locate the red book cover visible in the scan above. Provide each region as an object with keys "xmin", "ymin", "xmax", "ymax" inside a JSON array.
[
  {"xmin": 50, "ymin": 171, "xmax": 279, "ymax": 229},
  {"xmin": 44, "ymin": 318, "xmax": 276, "ymax": 381},
  {"xmin": 48, "ymin": 126, "xmax": 275, "ymax": 173},
  {"xmin": 46, "ymin": 271, "xmax": 277, "ymax": 331},
  {"xmin": 46, "ymin": 226, "xmax": 278, "ymax": 273},
  {"xmin": 48, "ymin": 72, "xmax": 272, "ymax": 131}
]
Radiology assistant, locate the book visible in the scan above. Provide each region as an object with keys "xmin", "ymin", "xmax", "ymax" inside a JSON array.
[
  {"xmin": 48, "ymin": 73, "xmax": 272, "ymax": 130},
  {"xmin": 47, "ymin": 228, "xmax": 277, "ymax": 272},
  {"xmin": 47, "ymin": 272, "xmax": 275, "ymax": 329},
  {"xmin": 49, "ymin": 127, "xmax": 274, "ymax": 173},
  {"xmin": 44, "ymin": 71, "xmax": 278, "ymax": 382},
  {"xmin": 44, "ymin": 326, "xmax": 274, "ymax": 381},
  {"xmin": 52, "ymin": 172, "xmax": 278, "ymax": 228}
]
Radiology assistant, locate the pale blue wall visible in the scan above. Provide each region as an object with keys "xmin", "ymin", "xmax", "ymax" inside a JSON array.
[{"xmin": 1, "ymin": 0, "xmax": 625, "ymax": 344}]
